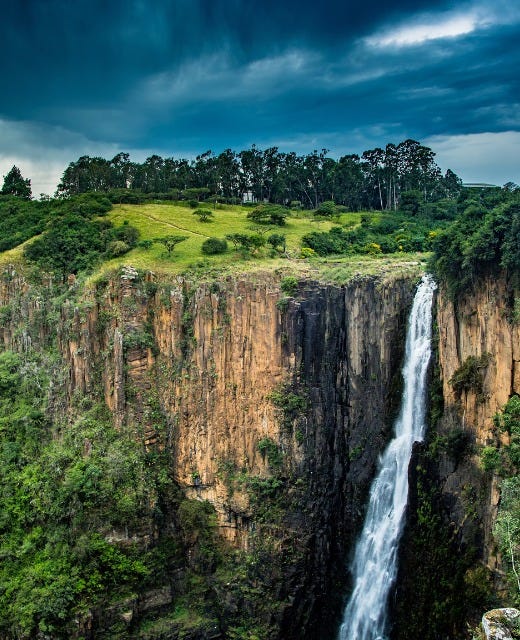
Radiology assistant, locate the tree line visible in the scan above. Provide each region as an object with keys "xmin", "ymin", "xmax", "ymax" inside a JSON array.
[
  {"xmin": 55, "ymin": 141, "xmax": 462, "ymax": 210},
  {"xmin": 430, "ymin": 184, "xmax": 520, "ymax": 293}
]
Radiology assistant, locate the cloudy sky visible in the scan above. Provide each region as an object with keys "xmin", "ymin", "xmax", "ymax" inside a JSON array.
[{"xmin": 1, "ymin": 0, "xmax": 519, "ymax": 195}]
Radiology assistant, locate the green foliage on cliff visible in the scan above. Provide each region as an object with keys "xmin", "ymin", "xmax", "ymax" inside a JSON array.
[
  {"xmin": 23, "ymin": 202, "xmax": 139, "ymax": 279},
  {"xmin": 0, "ymin": 196, "xmax": 52, "ymax": 251},
  {"xmin": 486, "ymin": 396, "xmax": 520, "ymax": 603},
  {"xmin": 449, "ymin": 353, "xmax": 491, "ymax": 400},
  {"xmin": 268, "ymin": 384, "xmax": 309, "ymax": 432},
  {"xmin": 257, "ymin": 437, "xmax": 284, "ymax": 469},
  {"xmin": 301, "ymin": 209, "xmax": 447, "ymax": 257},
  {"xmin": 430, "ymin": 187, "xmax": 520, "ymax": 294},
  {"xmin": 0, "ymin": 192, "xmax": 120, "ymax": 258},
  {"xmin": 494, "ymin": 478, "xmax": 520, "ymax": 602},
  {"xmin": 0, "ymin": 351, "xmax": 174, "ymax": 638},
  {"xmin": 393, "ymin": 452, "xmax": 495, "ymax": 640}
]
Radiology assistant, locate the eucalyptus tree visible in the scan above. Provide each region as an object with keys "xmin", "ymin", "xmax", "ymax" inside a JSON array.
[
  {"xmin": 361, "ymin": 147, "xmax": 385, "ymax": 209},
  {"xmin": 216, "ymin": 149, "xmax": 241, "ymax": 199},
  {"xmin": 56, "ymin": 156, "xmax": 114, "ymax": 196},
  {"xmin": 192, "ymin": 150, "xmax": 219, "ymax": 194},
  {"xmin": 332, "ymin": 154, "xmax": 364, "ymax": 210},
  {"xmin": 239, "ymin": 145, "xmax": 265, "ymax": 201},
  {"xmin": 110, "ymin": 152, "xmax": 135, "ymax": 189}
]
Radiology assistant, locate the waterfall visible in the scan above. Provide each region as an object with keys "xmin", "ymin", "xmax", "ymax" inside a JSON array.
[{"xmin": 338, "ymin": 274, "xmax": 436, "ymax": 640}]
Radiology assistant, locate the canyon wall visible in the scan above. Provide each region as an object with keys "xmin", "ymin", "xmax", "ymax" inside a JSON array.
[
  {"xmin": 7, "ymin": 265, "xmax": 515, "ymax": 638},
  {"xmin": 0, "ymin": 265, "xmax": 417, "ymax": 638},
  {"xmin": 436, "ymin": 275, "xmax": 520, "ymax": 567},
  {"xmin": 392, "ymin": 274, "xmax": 520, "ymax": 639}
]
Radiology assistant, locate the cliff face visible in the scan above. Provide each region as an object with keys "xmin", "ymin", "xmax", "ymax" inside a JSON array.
[
  {"xmin": 0, "ymin": 265, "xmax": 417, "ymax": 638},
  {"xmin": 3, "ymin": 263, "xmax": 515, "ymax": 639},
  {"xmin": 392, "ymin": 274, "xmax": 520, "ymax": 640},
  {"xmin": 436, "ymin": 276, "xmax": 520, "ymax": 568},
  {"xmin": 437, "ymin": 276, "xmax": 520, "ymax": 443},
  {"xmin": 82, "ymin": 270, "xmax": 416, "ymax": 637}
]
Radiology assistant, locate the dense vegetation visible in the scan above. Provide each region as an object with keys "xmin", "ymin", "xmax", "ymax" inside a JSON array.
[
  {"xmin": 0, "ymin": 348, "xmax": 162, "ymax": 637},
  {"xmin": 0, "ymin": 190, "xmax": 139, "ymax": 279},
  {"xmin": 301, "ymin": 203, "xmax": 454, "ymax": 256},
  {"xmin": 55, "ymin": 141, "xmax": 460, "ymax": 211},
  {"xmin": 0, "ymin": 196, "xmax": 52, "ymax": 252},
  {"xmin": 0, "ymin": 276, "xmax": 308, "ymax": 638},
  {"xmin": 479, "ymin": 395, "xmax": 520, "ymax": 604},
  {"xmin": 429, "ymin": 184, "xmax": 520, "ymax": 294}
]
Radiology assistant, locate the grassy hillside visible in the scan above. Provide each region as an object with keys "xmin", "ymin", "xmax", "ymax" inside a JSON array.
[
  {"xmin": 0, "ymin": 198, "xmax": 428, "ymax": 284},
  {"xmin": 105, "ymin": 202, "xmax": 338, "ymax": 270},
  {"xmin": 100, "ymin": 202, "xmax": 425, "ymax": 281}
]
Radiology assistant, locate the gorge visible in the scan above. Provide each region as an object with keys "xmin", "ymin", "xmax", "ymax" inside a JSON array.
[{"xmin": 0, "ymin": 262, "xmax": 518, "ymax": 639}]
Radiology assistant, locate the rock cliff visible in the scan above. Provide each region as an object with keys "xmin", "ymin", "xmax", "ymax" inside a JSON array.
[
  {"xmin": 392, "ymin": 274, "xmax": 520, "ymax": 639},
  {"xmin": 437, "ymin": 275, "xmax": 520, "ymax": 568},
  {"xmin": 0, "ymin": 265, "xmax": 418, "ymax": 638}
]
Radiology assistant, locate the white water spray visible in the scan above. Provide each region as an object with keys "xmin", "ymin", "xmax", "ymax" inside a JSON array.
[{"xmin": 338, "ymin": 275, "xmax": 436, "ymax": 640}]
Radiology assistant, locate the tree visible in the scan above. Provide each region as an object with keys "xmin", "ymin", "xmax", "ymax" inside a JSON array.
[
  {"xmin": 225, "ymin": 233, "xmax": 265, "ymax": 253},
  {"xmin": 110, "ymin": 152, "xmax": 135, "ymax": 189},
  {"xmin": 201, "ymin": 237, "xmax": 227, "ymax": 255},
  {"xmin": 193, "ymin": 209, "xmax": 214, "ymax": 223},
  {"xmin": 267, "ymin": 233, "xmax": 286, "ymax": 252},
  {"xmin": 23, "ymin": 213, "xmax": 107, "ymax": 279},
  {"xmin": 442, "ymin": 169, "xmax": 463, "ymax": 199},
  {"xmin": 315, "ymin": 201, "xmax": 337, "ymax": 217},
  {"xmin": 239, "ymin": 145, "xmax": 265, "ymax": 201},
  {"xmin": 154, "ymin": 235, "xmax": 188, "ymax": 255},
  {"xmin": 494, "ymin": 478, "xmax": 520, "ymax": 596},
  {"xmin": 1, "ymin": 166, "xmax": 32, "ymax": 199},
  {"xmin": 246, "ymin": 205, "xmax": 288, "ymax": 226},
  {"xmin": 56, "ymin": 156, "xmax": 114, "ymax": 196},
  {"xmin": 400, "ymin": 190, "xmax": 422, "ymax": 215}
]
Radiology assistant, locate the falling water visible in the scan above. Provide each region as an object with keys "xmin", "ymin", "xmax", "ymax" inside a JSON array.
[{"xmin": 338, "ymin": 275, "xmax": 436, "ymax": 640}]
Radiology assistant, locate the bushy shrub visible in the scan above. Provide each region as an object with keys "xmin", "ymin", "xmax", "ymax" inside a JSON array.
[
  {"xmin": 267, "ymin": 233, "xmax": 286, "ymax": 251},
  {"xmin": 202, "ymin": 237, "xmax": 228, "ymax": 255},
  {"xmin": 315, "ymin": 200, "xmax": 337, "ymax": 216},
  {"xmin": 193, "ymin": 208, "xmax": 214, "ymax": 222},
  {"xmin": 280, "ymin": 276, "xmax": 298, "ymax": 296},
  {"xmin": 449, "ymin": 354, "xmax": 491, "ymax": 399},
  {"xmin": 430, "ymin": 193, "xmax": 520, "ymax": 294},
  {"xmin": 107, "ymin": 240, "xmax": 130, "ymax": 257},
  {"xmin": 247, "ymin": 204, "xmax": 288, "ymax": 226}
]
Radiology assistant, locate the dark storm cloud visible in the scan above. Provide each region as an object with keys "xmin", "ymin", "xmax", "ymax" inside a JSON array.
[
  {"xmin": 0, "ymin": 0, "xmax": 451, "ymax": 118},
  {"xmin": 0, "ymin": 0, "xmax": 518, "ymax": 191}
]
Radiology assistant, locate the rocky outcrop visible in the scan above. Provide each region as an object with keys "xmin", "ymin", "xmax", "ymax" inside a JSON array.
[{"xmin": 482, "ymin": 608, "xmax": 520, "ymax": 640}]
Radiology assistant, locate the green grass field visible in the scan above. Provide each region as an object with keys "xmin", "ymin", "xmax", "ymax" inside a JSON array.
[
  {"xmin": 0, "ymin": 201, "xmax": 425, "ymax": 284},
  {"xmin": 105, "ymin": 202, "xmax": 337, "ymax": 271},
  {"xmin": 97, "ymin": 202, "xmax": 424, "ymax": 282}
]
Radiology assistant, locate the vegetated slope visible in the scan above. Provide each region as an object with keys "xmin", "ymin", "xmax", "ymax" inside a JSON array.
[
  {"xmin": 103, "ymin": 201, "xmax": 342, "ymax": 274},
  {"xmin": 1, "ymin": 192, "xmax": 441, "ymax": 282},
  {"xmin": 81, "ymin": 199, "xmax": 451, "ymax": 279}
]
